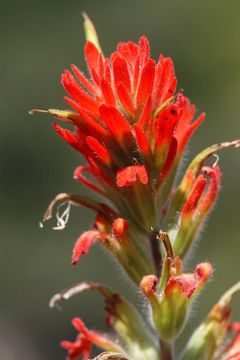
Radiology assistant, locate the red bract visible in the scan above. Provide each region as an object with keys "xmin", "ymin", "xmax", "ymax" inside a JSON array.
[
  {"xmin": 141, "ymin": 260, "xmax": 212, "ymax": 300},
  {"xmin": 61, "ymin": 317, "xmax": 120, "ymax": 360},
  {"xmin": 45, "ymin": 36, "xmax": 205, "ymax": 233},
  {"xmin": 164, "ymin": 262, "xmax": 212, "ymax": 298},
  {"xmin": 72, "ymin": 230, "xmax": 101, "ymax": 265},
  {"xmin": 61, "ymin": 317, "xmax": 105, "ymax": 360},
  {"xmin": 181, "ymin": 165, "xmax": 221, "ymax": 220},
  {"xmin": 116, "ymin": 165, "xmax": 148, "ymax": 187}
]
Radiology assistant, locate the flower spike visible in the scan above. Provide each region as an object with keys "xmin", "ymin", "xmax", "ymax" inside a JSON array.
[
  {"xmin": 36, "ymin": 31, "xmax": 220, "ymax": 237},
  {"xmin": 35, "ymin": 15, "xmax": 240, "ymax": 360}
]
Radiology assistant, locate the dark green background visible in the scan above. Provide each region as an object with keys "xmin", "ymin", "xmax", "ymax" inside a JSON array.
[{"xmin": 1, "ymin": 0, "xmax": 240, "ymax": 358}]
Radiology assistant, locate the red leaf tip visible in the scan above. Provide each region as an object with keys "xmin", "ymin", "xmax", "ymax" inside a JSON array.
[
  {"xmin": 72, "ymin": 230, "xmax": 99, "ymax": 265},
  {"xmin": 116, "ymin": 165, "xmax": 148, "ymax": 187}
]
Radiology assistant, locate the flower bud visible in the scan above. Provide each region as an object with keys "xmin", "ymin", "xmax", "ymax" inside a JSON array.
[
  {"xmin": 141, "ymin": 260, "xmax": 212, "ymax": 342},
  {"xmin": 172, "ymin": 140, "xmax": 239, "ymax": 213},
  {"xmin": 140, "ymin": 275, "xmax": 158, "ymax": 295},
  {"xmin": 140, "ymin": 275, "xmax": 159, "ymax": 311},
  {"xmin": 173, "ymin": 165, "xmax": 221, "ymax": 258}
]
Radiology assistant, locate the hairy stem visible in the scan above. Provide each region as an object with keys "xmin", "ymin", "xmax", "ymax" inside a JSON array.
[{"xmin": 160, "ymin": 339, "xmax": 173, "ymax": 360}]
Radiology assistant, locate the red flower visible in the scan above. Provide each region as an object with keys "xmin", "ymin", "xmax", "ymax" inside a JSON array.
[
  {"xmin": 37, "ymin": 17, "xmax": 240, "ymax": 360},
  {"xmin": 140, "ymin": 258, "xmax": 213, "ymax": 341},
  {"xmin": 38, "ymin": 21, "xmax": 240, "ymax": 282},
  {"xmin": 61, "ymin": 317, "xmax": 117, "ymax": 360},
  {"xmin": 43, "ymin": 35, "xmax": 205, "ymax": 232},
  {"xmin": 60, "ymin": 317, "xmax": 98, "ymax": 360},
  {"xmin": 59, "ymin": 37, "xmax": 204, "ymax": 174}
]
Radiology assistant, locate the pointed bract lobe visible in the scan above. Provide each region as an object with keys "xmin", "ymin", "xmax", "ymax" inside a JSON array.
[
  {"xmin": 116, "ymin": 165, "xmax": 148, "ymax": 187},
  {"xmin": 72, "ymin": 230, "xmax": 100, "ymax": 265}
]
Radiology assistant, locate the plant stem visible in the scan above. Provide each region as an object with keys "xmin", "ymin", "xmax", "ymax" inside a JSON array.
[
  {"xmin": 160, "ymin": 339, "xmax": 173, "ymax": 360},
  {"xmin": 150, "ymin": 230, "xmax": 162, "ymax": 278}
]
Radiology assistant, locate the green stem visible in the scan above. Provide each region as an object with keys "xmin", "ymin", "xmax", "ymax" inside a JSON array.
[{"xmin": 160, "ymin": 339, "xmax": 173, "ymax": 360}]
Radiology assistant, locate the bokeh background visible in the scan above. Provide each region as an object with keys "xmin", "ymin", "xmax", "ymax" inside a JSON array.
[{"xmin": 1, "ymin": 0, "xmax": 240, "ymax": 358}]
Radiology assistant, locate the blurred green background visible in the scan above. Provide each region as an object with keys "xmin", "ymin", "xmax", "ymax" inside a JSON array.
[{"xmin": 1, "ymin": 0, "xmax": 240, "ymax": 358}]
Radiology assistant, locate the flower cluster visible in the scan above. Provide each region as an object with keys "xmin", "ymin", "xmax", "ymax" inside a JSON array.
[{"xmin": 35, "ymin": 15, "xmax": 240, "ymax": 360}]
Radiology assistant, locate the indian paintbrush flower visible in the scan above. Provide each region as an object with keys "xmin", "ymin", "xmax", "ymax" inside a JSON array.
[
  {"xmin": 34, "ymin": 14, "xmax": 240, "ymax": 360},
  {"xmin": 37, "ymin": 29, "xmax": 206, "ymax": 239}
]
